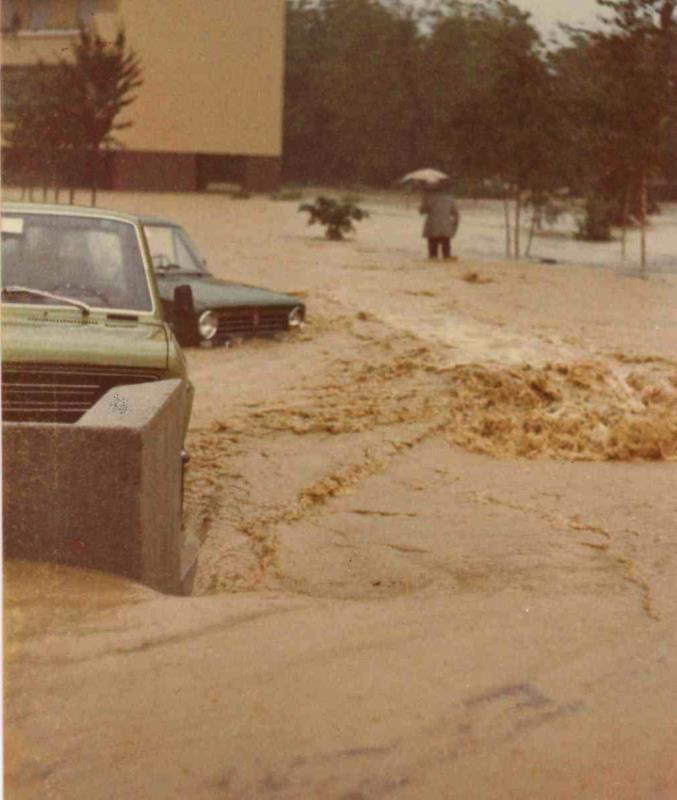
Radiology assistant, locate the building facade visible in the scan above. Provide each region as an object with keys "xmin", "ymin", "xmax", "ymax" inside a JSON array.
[{"xmin": 1, "ymin": 0, "xmax": 285, "ymax": 192}]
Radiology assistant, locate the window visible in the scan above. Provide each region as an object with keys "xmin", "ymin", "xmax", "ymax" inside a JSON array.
[
  {"xmin": 28, "ymin": 0, "xmax": 49, "ymax": 30},
  {"xmin": 3, "ymin": 0, "xmax": 99, "ymax": 32},
  {"xmin": 78, "ymin": 0, "xmax": 97, "ymax": 28},
  {"xmin": 2, "ymin": 0, "xmax": 99, "ymax": 33},
  {"xmin": 144, "ymin": 225, "xmax": 205, "ymax": 275},
  {"xmin": 1, "ymin": 0, "xmax": 19, "ymax": 32}
]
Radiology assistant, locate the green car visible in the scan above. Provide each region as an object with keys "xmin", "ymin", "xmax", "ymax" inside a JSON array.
[
  {"xmin": 2, "ymin": 202, "xmax": 193, "ymax": 425},
  {"xmin": 141, "ymin": 216, "xmax": 306, "ymax": 346},
  {"xmin": 2, "ymin": 202, "xmax": 197, "ymax": 593}
]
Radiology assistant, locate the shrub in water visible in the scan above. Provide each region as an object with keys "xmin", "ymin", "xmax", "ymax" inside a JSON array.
[
  {"xmin": 299, "ymin": 196, "xmax": 369, "ymax": 240},
  {"xmin": 575, "ymin": 196, "xmax": 613, "ymax": 242},
  {"xmin": 271, "ymin": 187, "xmax": 304, "ymax": 201},
  {"xmin": 229, "ymin": 188, "xmax": 251, "ymax": 200}
]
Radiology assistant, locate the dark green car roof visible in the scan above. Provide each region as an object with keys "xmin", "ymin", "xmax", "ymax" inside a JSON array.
[{"xmin": 139, "ymin": 215, "xmax": 180, "ymax": 227}]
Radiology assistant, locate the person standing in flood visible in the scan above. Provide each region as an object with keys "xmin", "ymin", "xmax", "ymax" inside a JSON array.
[{"xmin": 419, "ymin": 180, "xmax": 460, "ymax": 260}]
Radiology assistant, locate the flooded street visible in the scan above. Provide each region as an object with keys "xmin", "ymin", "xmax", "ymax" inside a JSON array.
[{"xmin": 5, "ymin": 190, "xmax": 677, "ymax": 799}]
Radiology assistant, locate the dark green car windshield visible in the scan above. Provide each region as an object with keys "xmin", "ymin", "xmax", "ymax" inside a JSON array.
[
  {"xmin": 1, "ymin": 213, "xmax": 153, "ymax": 312},
  {"xmin": 143, "ymin": 223, "xmax": 207, "ymax": 275}
]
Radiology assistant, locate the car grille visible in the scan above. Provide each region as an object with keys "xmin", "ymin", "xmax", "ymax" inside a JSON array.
[
  {"xmin": 214, "ymin": 306, "xmax": 292, "ymax": 342},
  {"xmin": 2, "ymin": 364, "xmax": 164, "ymax": 424}
]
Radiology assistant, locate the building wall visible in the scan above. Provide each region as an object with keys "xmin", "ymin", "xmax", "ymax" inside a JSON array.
[
  {"xmin": 1, "ymin": 0, "xmax": 285, "ymax": 191},
  {"xmin": 115, "ymin": 0, "xmax": 284, "ymax": 158},
  {"xmin": 2, "ymin": 0, "xmax": 119, "ymax": 61}
]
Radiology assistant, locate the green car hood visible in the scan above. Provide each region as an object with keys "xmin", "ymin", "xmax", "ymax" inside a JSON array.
[
  {"xmin": 2, "ymin": 312, "xmax": 170, "ymax": 370},
  {"xmin": 155, "ymin": 274, "xmax": 303, "ymax": 311}
]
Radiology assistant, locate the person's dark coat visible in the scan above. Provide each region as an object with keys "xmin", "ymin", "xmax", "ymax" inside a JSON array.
[{"xmin": 420, "ymin": 190, "xmax": 460, "ymax": 239}]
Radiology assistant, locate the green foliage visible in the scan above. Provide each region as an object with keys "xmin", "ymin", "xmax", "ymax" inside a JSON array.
[
  {"xmin": 427, "ymin": 1, "xmax": 559, "ymax": 189},
  {"xmin": 64, "ymin": 29, "xmax": 142, "ymax": 147},
  {"xmin": 284, "ymin": 0, "xmax": 422, "ymax": 185},
  {"xmin": 551, "ymin": 1, "xmax": 676, "ymax": 211},
  {"xmin": 284, "ymin": 0, "xmax": 571, "ymax": 257},
  {"xmin": 283, "ymin": 0, "xmax": 676, "ymax": 219},
  {"xmin": 65, "ymin": 28, "xmax": 142, "ymax": 203},
  {"xmin": 575, "ymin": 196, "xmax": 614, "ymax": 241},
  {"xmin": 563, "ymin": 0, "xmax": 676, "ymax": 266},
  {"xmin": 2, "ymin": 64, "xmax": 67, "ymax": 193},
  {"xmin": 3, "ymin": 27, "xmax": 142, "ymax": 204},
  {"xmin": 525, "ymin": 191, "xmax": 568, "ymax": 228},
  {"xmin": 339, "ymin": 192, "xmax": 363, "ymax": 205},
  {"xmin": 298, "ymin": 195, "xmax": 369, "ymax": 240},
  {"xmin": 270, "ymin": 187, "xmax": 305, "ymax": 201},
  {"xmin": 284, "ymin": 1, "xmax": 564, "ymax": 196}
]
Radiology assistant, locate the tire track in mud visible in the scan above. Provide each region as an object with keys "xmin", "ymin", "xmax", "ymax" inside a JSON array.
[
  {"xmin": 189, "ymin": 421, "xmax": 448, "ymax": 595},
  {"xmin": 184, "ymin": 311, "xmax": 676, "ymax": 601},
  {"xmin": 459, "ymin": 491, "xmax": 660, "ymax": 621}
]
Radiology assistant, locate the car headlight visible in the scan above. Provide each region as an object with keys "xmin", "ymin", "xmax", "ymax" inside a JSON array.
[
  {"xmin": 198, "ymin": 310, "xmax": 218, "ymax": 340},
  {"xmin": 288, "ymin": 306, "xmax": 304, "ymax": 327}
]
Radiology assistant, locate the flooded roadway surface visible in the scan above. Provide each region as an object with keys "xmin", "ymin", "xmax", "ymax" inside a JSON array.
[{"xmin": 5, "ymin": 191, "xmax": 677, "ymax": 798}]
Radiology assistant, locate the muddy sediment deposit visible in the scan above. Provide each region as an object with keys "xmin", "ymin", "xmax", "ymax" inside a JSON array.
[
  {"xmin": 183, "ymin": 330, "xmax": 677, "ymax": 599},
  {"xmin": 186, "ymin": 346, "xmax": 677, "ymax": 475},
  {"xmin": 6, "ymin": 191, "xmax": 677, "ymax": 800},
  {"xmin": 444, "ymin": 358, "xmax": 677, "ymax": 460}
]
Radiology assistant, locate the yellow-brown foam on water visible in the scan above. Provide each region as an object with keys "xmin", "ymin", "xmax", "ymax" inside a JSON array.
[
  {"xmin": 442, "ymin": 361, "xmax": 677, "ymax": 461},
  {"xmin": 186, "ymin": 348, "xmax": 677, "ymax": 467}
]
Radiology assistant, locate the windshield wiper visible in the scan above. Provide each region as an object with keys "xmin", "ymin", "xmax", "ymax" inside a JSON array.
[{"xmin": 2, "ymin": 286, "xmax": 92, "ymax": 316}]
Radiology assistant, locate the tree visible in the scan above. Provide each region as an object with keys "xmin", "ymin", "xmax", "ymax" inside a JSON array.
[
  {"xmin": 423, "ymin": 0, "xmax": 563, "ymax": 258},
  {"xmin": 283, "ymin": 1, "xmax": 329, "ymax": 184},
  {"xmin": 2, "ymin": 64, "xmax": 75, "ymax": 201},
  {"xmin": 3, "ymin": 27, "xmax": 142, "ymax": 205},
  {"xmin": 484, "ymin": 2, "xmax": 564, "ymax": 259},
  {"xmin": 298, "ymin": 195, "xmax": 369, "ymax": 238},
  {"xmin": 284, "ymin": 0, "xmax": 424, "ymax": 185},
  {"xmin": 582, "ymin": 0, "xmax": 676, "ymax": 270},
  {"xmin": 281, "ymin": 0, "xmax": 677, "ymax": 270},
  {"xmin": 61, "ymin": 28, "xmax": 143, "ymax": 205}
]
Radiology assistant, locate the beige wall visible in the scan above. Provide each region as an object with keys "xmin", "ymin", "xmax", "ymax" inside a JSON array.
[
  {"xmin": 2, "ymin": 0, "xmax": 285, "ymax": 158},
  {"xmin": 2, "ymin": 32, "xmax": 77, "ymax": 64},
  {"xmin": 116, "ymin": 0, "xmax": 284, "ymax": 156}
]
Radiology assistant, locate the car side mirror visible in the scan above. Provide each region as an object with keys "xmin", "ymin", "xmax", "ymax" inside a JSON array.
[{"xmin": 173, "ymin": 285, "xmax": 199, "ymax": 346}]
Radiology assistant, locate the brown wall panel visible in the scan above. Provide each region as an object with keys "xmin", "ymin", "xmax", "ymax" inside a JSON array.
[
  {"xmin": 242, "ymin": 156, "xmax": 281, "ymax": 193},
  {"xmin": 112, "ymin": 151, "xmax": 197, "ymax": 192}
]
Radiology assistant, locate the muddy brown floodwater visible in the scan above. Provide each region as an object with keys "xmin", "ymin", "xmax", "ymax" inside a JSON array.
[{"xmin": 5, "ymin": 190, "xmax": 677, "ymax": 799}]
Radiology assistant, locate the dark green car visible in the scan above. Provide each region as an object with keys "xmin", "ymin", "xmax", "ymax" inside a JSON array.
[{"xmin": 141, "ymin": 217, "xmax": 306, "ymax": 346}]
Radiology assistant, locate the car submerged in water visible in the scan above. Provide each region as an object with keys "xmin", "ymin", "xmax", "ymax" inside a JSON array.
[
  {"xmin": 1, "ymin": 202, "xmax": 197, "ymax": 594},
  {"xmin": 141, "ymin": 216, "xmax": 306, "ymax": 346}
]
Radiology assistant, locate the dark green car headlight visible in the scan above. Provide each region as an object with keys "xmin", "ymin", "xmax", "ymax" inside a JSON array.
[
  {"xmin": 198, "ymin": 310, "xmax": 218, "ymax": 340},
  {"xmin": 288, "ymin": 306, "xmax": 304, "ymax": 327}
]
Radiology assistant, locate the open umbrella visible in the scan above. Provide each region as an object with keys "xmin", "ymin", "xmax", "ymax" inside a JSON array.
[{"xmin": 399, "ymin": 168, "xmax": 449, "ymax": 187}]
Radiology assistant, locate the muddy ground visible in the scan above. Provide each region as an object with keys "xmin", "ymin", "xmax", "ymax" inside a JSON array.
[{"xmin": 5, "ymin": 191, "xmax": 677, "ymax": 799}]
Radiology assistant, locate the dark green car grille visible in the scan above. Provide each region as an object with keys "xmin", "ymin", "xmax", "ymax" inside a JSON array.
[
  {"xmin": 2, "ymin": 364, "xmax": 164, "ymax": 424},
  {"xmin": 214, "ymin": 306, "xmax": 294, "ymax": 342}
]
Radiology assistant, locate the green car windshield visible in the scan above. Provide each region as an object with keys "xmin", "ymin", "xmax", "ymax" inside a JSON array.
[
  {"xmin": 143, "ymin": 224, "xmax": 207, "ymax": 275},
  {"xmin": 1, "ymin": 213, "xmax": 153, "ymax": 312}
]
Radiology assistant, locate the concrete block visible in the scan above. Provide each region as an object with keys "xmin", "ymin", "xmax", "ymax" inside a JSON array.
[{"xmin": 3, "ymin": 379, "xmax": 197, "ymax": 595}]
